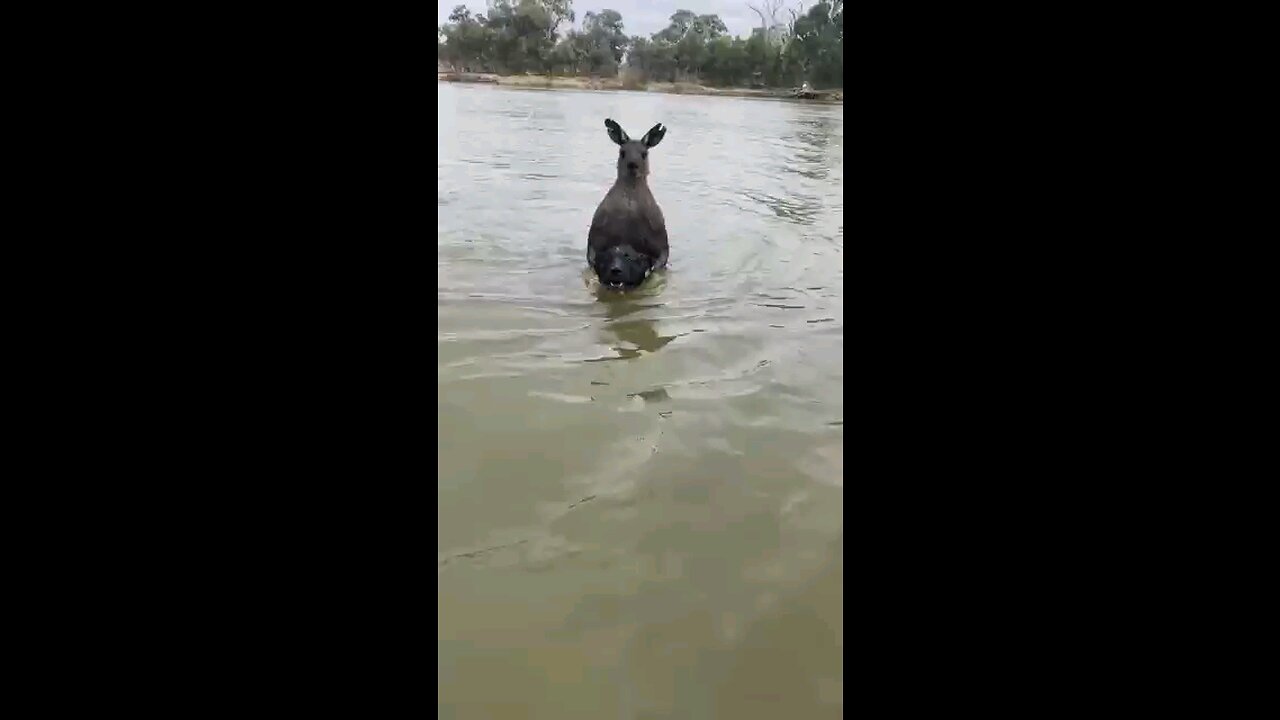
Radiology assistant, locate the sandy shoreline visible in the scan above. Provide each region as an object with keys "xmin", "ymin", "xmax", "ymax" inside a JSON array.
[{"xmin": 438, "ymin": 72, "xmax": 842, "ymax": 103}]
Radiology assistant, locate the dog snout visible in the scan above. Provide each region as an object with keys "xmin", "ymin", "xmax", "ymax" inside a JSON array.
[{"xmin": 607, "ymin": 266, "xmax": 623, "ymax": 279}]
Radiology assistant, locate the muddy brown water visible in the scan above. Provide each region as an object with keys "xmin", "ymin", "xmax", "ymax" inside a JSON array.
[{"xmin": 438, "ymin": 83, "xmax": 843, "ymax": 719}]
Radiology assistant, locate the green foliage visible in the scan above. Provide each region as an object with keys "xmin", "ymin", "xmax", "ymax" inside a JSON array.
[
  {"xmin": 787, "ymin": 1, "xmax": 843, "ymax": 86},
  {"xmin": 438, "ymin": 2, "xmax": 843, "ymax": 88},
  {"xmin": 583, "ymin": 10, "xmax": 627, "ymax": 64}
]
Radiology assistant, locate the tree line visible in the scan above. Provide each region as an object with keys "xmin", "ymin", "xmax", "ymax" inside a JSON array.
[{"xmin": 438, "ymin": 1, "xmax": 843, "ymax": 89}]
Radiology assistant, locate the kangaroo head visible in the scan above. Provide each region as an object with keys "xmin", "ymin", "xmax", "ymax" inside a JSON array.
[{"xmin": 605, "ymin": 118, "xmax": 666, "ymax": 183}]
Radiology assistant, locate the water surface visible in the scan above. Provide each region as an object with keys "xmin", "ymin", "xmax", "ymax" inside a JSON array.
[{"xmin": 438, "ymin": 83, "xmax": 843, "ymax": 719}]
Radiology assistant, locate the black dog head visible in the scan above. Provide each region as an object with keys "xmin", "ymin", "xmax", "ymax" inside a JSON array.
[{"xmin": 593, "ymin": 244, "xmax": 654, "ymax": 290}]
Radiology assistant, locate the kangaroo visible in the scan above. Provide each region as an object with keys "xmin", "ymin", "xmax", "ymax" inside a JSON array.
[{"xmin": 587, "ymin": 118, "xmax": 668, "ymax": 290}]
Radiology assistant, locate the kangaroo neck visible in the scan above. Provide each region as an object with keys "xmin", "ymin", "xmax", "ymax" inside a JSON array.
[{"xmin": 613, "ymin": 175, "xmax": 649, "ymax": 194}]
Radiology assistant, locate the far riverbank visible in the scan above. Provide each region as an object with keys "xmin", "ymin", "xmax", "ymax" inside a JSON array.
[{"xmin": 438, "ymin": 72, "xmax": 843, "ymax": 103}]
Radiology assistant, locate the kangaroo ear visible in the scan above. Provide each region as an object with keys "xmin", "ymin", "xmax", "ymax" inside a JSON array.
[
  {"xmin": 605, "ymin": 118, "xmax": 629, "ymax": 145},
  {"xmin": 641, "ymin": 123, "xmax": 666, "ymax": 148}
]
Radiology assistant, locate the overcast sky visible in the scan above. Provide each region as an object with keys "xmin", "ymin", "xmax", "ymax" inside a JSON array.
[{"xmin": 437, "ymin": 1, "xmax": 766, "ymax": 39}]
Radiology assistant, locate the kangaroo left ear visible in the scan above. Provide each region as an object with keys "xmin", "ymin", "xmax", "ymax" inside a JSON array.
[
  {"xmin": 641, "ymin": 123, "xmax": 666, "ymax": 148},
  {"xmin": 605, "ymin": 118, "xmax": 629, "ymax": 145}
]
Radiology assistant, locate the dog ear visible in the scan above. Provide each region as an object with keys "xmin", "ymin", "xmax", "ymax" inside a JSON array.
[
  {"xmin": 641, "ymin": 123, "xmax": 666, "ymax": 148},
  {"xmin": 605, "ymin": 118, "xmax": 629, "ymax": 145}
]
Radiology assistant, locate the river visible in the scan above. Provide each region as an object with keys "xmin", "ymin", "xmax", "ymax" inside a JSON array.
[{"xmin": 438, "ymin": 83, "xmax": 843, "ymax": 719}]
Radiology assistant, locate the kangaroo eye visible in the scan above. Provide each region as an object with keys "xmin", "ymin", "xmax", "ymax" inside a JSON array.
[{"xmin": 642, "ymin": 151, "xmax": 648, "ymax": 159}]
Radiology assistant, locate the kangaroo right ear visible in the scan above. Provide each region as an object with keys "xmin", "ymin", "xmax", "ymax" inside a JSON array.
[
  {"xmin": 641, "ymin": 123, "xmax": 666, "ymax": 148},
  {"xmin": 605, "ymin": 118, "xmax": 629, "ymax": 145}
]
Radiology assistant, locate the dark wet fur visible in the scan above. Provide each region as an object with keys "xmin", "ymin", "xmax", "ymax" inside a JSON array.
[
  {"xmin": 587, "ymin": 119, "xmax": 668, "ymax": 289},
  {"xmin": 596, "ymin": 244, "xmax": 652, "ymax": 288}
]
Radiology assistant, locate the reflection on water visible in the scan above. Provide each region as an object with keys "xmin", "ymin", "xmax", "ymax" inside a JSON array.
[
  {"xmin": 602, "ymin": 289, "xmax": 677, "ymax": 358},
  {"xmin": 439, "ymin": 84, "xmax": 842, "ymax": 719},
  {"xmin": 580, "ymin": 270, "xmax": 679, "ymax": 362}
]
